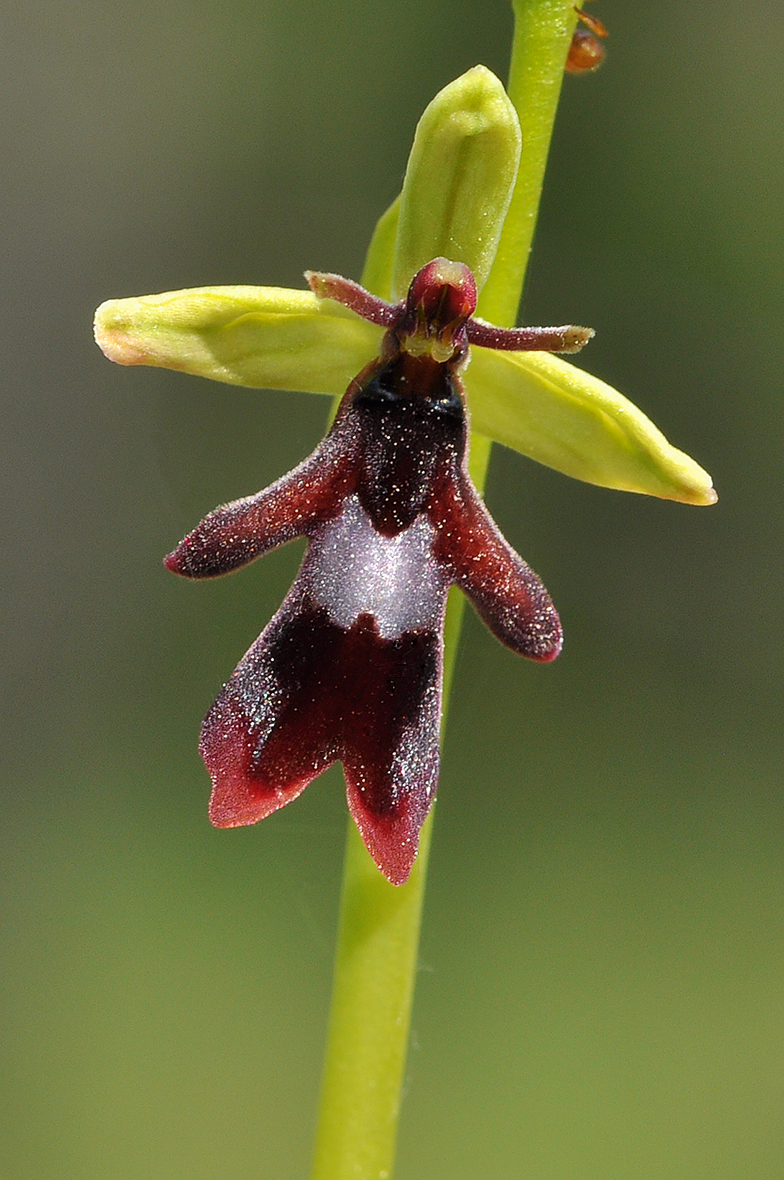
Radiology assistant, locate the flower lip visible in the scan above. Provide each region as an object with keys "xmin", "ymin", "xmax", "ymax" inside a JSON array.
[{"xmin": 163, "ymin": 280, "xmax": 564, "ymax": 881}]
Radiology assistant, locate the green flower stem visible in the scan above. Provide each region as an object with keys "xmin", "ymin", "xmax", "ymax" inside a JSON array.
[
  {"xmin": 479, "ymin": 0, "xmax": 579, "ymax": 329},
  {"xmin": 311, "ymin": 7, "xmax": 577, "ymax": 1177},
  {"xmin": 310, "ymin": 811, "xmax": 433, "ymax": 1180}
]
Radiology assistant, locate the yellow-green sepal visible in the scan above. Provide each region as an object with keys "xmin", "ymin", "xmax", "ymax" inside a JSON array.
[
  {"xmin": 466, "ymin": 348, "xmax": 716, "ymax": 505},
  {"xmin": 391, "ymin": 66, "xmax": 521, "ymax": 301},
  {"xmin": 361, "ymin": 196, "xmax": 400, "ymax": 301},
  {"xmin": 94, "ymin": 285, "xmax": 382, "ymax": 395}
]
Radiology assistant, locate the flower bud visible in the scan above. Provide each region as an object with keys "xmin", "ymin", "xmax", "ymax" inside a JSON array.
[{"xmin": 391, "ymin": 66, "xmax": 521, "ymax": 301}]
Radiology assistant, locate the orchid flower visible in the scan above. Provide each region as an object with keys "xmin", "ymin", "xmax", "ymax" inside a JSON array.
[{"xmin": 94, "ymin": 67, "xmax": 715, "ymax": 886}]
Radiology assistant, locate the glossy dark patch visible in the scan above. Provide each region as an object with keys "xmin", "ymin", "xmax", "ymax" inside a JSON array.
[{"xmin": 202, "ymin": 606, "xmax": 440, "ymax": 884}]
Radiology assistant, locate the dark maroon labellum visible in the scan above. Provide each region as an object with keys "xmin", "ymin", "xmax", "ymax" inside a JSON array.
[{"xmin": 166, "ymin": 259, "xmax": 593, "ymax": 884}]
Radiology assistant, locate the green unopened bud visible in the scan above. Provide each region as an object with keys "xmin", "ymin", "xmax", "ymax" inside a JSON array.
[
  {"xmin": 466, "ymin": 348, "xmax": 717, "ymax": 505},
  {"xmin": 391, "ymin": 66, "xmax": 521, "ymax": 301},
  {"xmin": 94, "ymin": 286, "xmax": 381, "ymax": 395}
]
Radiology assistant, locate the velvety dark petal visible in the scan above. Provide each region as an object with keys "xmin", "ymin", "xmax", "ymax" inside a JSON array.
[
  {"xmin": 201, "ymin": 579, "xmax": 443, "ymax": 883},
  {"xmin": 466, "ymin": 317, "xmax": 593, "ymax": 354},
  {"xmin": 305, "ymin": 270, "xmax": 399, "ymax": 327},
  {"xmin": 165, "ymin": 425, "xmax": 360, "ymax": 578},
  {"xmin": 350, "ymin": 351, "xmax": 466, "ymax": 534},
  {"xmin": 339, "ymin": 616, "xmax": 441, "ymax": 885},
  {"xmin": 432, "ymin": 474, "xmax": 562, "ymax": 661}
]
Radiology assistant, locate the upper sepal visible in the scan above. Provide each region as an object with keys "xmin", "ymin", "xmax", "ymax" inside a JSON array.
[{"xmin": 391, "ymin": 66, "xmax": 521, "ymax": 301}]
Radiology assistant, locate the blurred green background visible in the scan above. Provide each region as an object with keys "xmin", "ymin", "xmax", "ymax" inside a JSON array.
[{"xmin": 2, "ymin": 1, "xmax": 783, "ymax": 1176}]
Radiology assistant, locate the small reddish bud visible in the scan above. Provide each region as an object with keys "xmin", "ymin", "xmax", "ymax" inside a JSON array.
[{"xmin": 567, "ymin": 6, "xmax": 608, "ymax": 75}]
